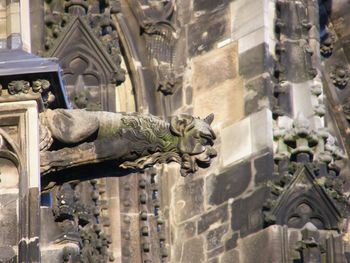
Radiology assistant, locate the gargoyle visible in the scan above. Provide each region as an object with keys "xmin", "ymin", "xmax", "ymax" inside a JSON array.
[{"xmin": 40, "ymin": 109, "xmax": 217, "ymax": 176}]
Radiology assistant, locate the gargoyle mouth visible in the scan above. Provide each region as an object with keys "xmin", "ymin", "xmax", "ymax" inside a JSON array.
[{"xmin": 195, "ymin": 146, "xmax": 217, "ymax": 166}]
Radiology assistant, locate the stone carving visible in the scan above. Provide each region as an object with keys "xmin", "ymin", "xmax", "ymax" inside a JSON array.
[
  {"xmin": 320, "ymin": 34, "xmax": 334, "ymax": 58},
  {"xmin": 8, "ymin": 80, "xmax": 30, "ymax": 94},
  {"xmin": 0, "ymin": 79, "xmax": 55, "ymax": 106},
  {"xmin": 40, "ymin": 109, "xmax": 217, "ymax": 176},
  {"xmin": 131, "ymin": 0, "xmax": 180, "ymax": 95},
  {"xmin": 43, "ymin": 0, "xmax": 125, "ymax": 110},
  {"xmin": 330, "ymin": 65, "xmax": 349, "ymax": 90}
]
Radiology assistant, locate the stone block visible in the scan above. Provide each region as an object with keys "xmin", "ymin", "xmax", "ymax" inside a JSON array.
[
  {"xmin": 0, "ymin": 158, "xmax": 18, "ymax": 188},
  {"xmin": 207, "ymin": 161, "xmax": 251, "ymax": 205},
  {"xmin": 244, "ymin": 73, "xmax": 273, "ymax": 116},
  {"xmin": 193, "ymin": 77, "xmax": 244, "ymax": 128},
  {"xmin": 225, "ymin": 232, "xmax": 239, "ymax": 251},
  {"xmin": 231, "ymin": 187, "xmax": 269, "ymax": 237},
  {"xmin": 0, "ymin": 246, "xmax": 16, "ymax": 262},
  {"xmin": 182, "ymin": 237, "xmax": 205, "ymax": 263},
  {"xmin": 221, "ymin": 249, "xmax": 239, "ymax": 263},
  {"xmin": 221, "ymin": 108, "xmax": 273, "ymax": 167},
  {"xmin": 188, "ymin": 8, "xmax": 230, "ymax": 57},
  {"xmin": 191, "ymin": 42, "xmax": 238, "ymax": 92},
  {"xmin": 239, "ymin": 43, "xmax": 273, "ymax": 80},
  {"xmin": 230, "ymin": 0, "xmax": 268, "ymax": 41},
  {"xmin": 174, "ymin": 179, "xmax": 204, "ymax": 223},
  {"xmin": 253, "ymin": 151, "xmax": 274, "ymax": 184},
  {"xmin": 206, "ymin": 224, "xmax": 229, "ymax": 251},
  {"xmin": 236, "ymin": 225, "xmax": 286, "ymax": 263},
  {"xmin": 198, "ymin": 205, "xmax": 229, "ymax": 234},
  {"xmin": 185, "ymin": 86, "xmax": 193, "ymax": 105},
  {"xmin": 169, "ymin": 85, "xmax": 184, "ymax": 111},
  {"xmin": 207, "ymin": 246, "xmax": 225, "ymax": 259},
  {"xmin": 193, "ymin": 0, "xmax": 229, "ymax": 16},
  {"xmin": 290, "ymin": 81, "xmax": 315, "ymax": 120},
  {"xmin": 238, "ymin": 27, "xmax": 267, "ymax": 54}
]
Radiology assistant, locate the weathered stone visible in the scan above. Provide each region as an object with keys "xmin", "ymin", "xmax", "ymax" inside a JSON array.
[
  {"xmin": 207, "ymin": 246, "xmax": 225, "ymax": 259},
  {"xmin": 0, "ymin": 194, "xmax": 18, "ymax": 246},
  {"xmin": 225, "ymin": 232, "xmax": 239, "ymax": 251},
  {"xmin": 191, "ymin": 42, "xmax": 238, "ymax": 91},
  {"xmin": 182, "ymin": 237, "xmax": 205, "ymax": 263},
  {"xmin": 208, "ymin": 257, "xmax": 219, "ymax": 263},
  {"xmin": 235, "ymin": 225, "xmax": 287, "ymax": 263},
  {"xmin": 193, "ymin": 0, "xmax": 229, "ymax": 16},
  {"xmin": 221, "ymin": 109, "xmax": 273, "ymax": 167},
  {"xmin": 238, "ymin": 26, "xmax": 268, "ymax": 54},
  {"xmin": 185, "ymin": 86, "xmax": 193, "ymax": 105},
  {"xmin": 198, "ymin": 205, "xmax": 229, "ymax": 234},
  {"xmin": 244, "ymin": 74, "xmax": 273, "ymax": 116},
  {"xmin": 188, "ymin": 9, "xmax": 230, "ymax": 57},
  {"xmin": 170, "ymin": 85, "xmax": 184, "ymax": 111},
  {"xmin": 206, "ymin": 224, "xmax": 229, "ymax": 251},
  {"xmin": 239, "ymin": 43, "xmax": 272, "ymax": 80},
  {"xmin": 231, "ymin": 187, "xmax": 269, "ymax": 237},
  {"xmin": 40, "ymin": 109, "xmax": 217, "ymax": 178},
  {"xmin": 0, "ymin": 246, "xmax": 16, "ymax": 263},
  {"xmin": 253, "ymin": 151, "xmax": 274, "ymax": 184},
  {"xmin": 193, "ymin": 78, "xmax": 244, "ymax": 128},
  {"xmin": 207, "ymin": 162, "xmax": 251, "ymax": 205},
  {"xmin": 231, "ymin": 0, "xmax": 269, "ymax": 41},
  {"xmin": 220, "ymin": 249, "xmax": 239, "ymax": 263},
  {"xmin": 176, "ymin": 221, "xmax": 197, "ymax": 240},
  {"xmin": 174, "ymin": 179, "xmax": 204, "ymax": 223}
]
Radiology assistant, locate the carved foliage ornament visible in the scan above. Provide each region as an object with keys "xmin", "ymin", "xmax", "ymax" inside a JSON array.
[
  {"xmin": 0, "ymin": 79, "xmax": 55, "ymax": 107},
  {"xmin": 39, "ymin": 109, "xmax": 216, "ymax": 177}
]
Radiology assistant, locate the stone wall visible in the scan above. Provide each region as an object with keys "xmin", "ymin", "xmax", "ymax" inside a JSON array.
[{"xmin": 160, "ymin": 0, "xmax": 277, "ymax": 262}]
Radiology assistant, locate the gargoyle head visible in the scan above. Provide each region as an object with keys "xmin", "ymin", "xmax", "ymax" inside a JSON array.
[{"xmin": 170, "ymin": 114, "xmax": 217, "ymax": 175}]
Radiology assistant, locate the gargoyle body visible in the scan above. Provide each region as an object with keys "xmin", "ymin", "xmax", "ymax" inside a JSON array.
[{"xmin": 40, "ymin": 109, "xmax": 217, "ymax": 176}]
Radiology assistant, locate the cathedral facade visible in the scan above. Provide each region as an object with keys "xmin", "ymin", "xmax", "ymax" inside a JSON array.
[{"xmin": 0, "ymin": 0, "xmax": 350, "ymax": 262}]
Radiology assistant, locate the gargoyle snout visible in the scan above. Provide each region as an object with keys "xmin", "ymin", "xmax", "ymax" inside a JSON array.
[{"xmin": 207, "ymin": 147, "xmax": 217, "ymax": 158}]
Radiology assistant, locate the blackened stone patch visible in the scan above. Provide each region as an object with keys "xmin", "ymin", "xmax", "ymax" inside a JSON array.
[
  {"xmin": 28, "ymin": 238, "xmax": 40, "ymax": 262},
  {"xmin": 244, "ymin": 74, "xmax": 274, "ymax": 116},
  {"xmin": 206, "ymin": 224, "xmax": 229, "ymax": 251},
  {"xmin": 231, "ymin": 187, "xmax": 269, "ymax": 237},
  {"xmin": 239, "ymin": 43, "xmax": 272, "ymax": 80},
  {"xmin": 225, "ymin": 232, "xmax": 239, "ymax": 251},
  {"xmin": 188, "ymin": 9, "xmax": 229, "ymax": 57},
  {"xmin": 281, "ymin": 41, "xmax": 314, "ymax": 82},
  {"xmin": 208, "ymin": 162, "xmax": 251, "ymax": 205},
  {"xmin": 174, "ymin": 179, "xmax": 204, "ymax": 222},
  {"xmin": 254, "ymin": 152, "xmax": 274, "ymax": 184},
  {"xmin": 193, "ymin": 0, "xmax": 229, "ymax": 14},
  {"xmin": 198, "ymin": 205, "xmax": 229, "ymax": 234}
]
